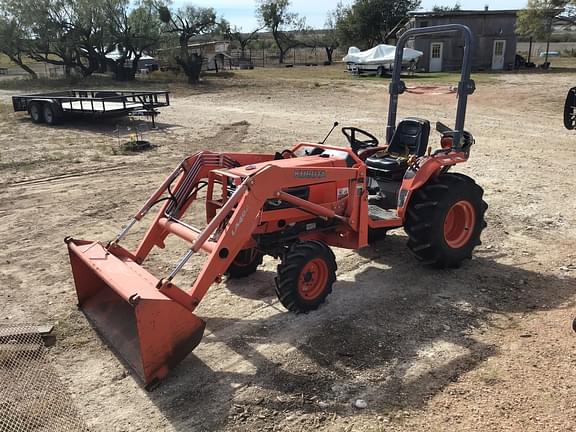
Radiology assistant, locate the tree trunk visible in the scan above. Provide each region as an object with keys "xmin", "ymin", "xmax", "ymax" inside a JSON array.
[
  {"xmin": 112, "ymin": 53, "xmax": 138, "ymax": 81},
  {"xmin": 82, "ymin": 53, "xmax": 100, "ymax": 77},
  {"xmin": 130, "ymin": 53, "xmax": 142, "ymax": 80},
  {"xmin": 113, "ymin": 57, "xmax": 129, "ymax": 81},
  {"xmin": 177, "ymin": 53, "xmax": 203, "ymax": 85},
  {"xmin": 279, "ymin": 47, "xmax": 287, "ymax": 64},
  {"xmin": 325, "ymin": 47, "xmax": 333, "ymax": 64},
  {"xmin": 272, "ymin": 30, "xmax": 286, "ymax": 64}
]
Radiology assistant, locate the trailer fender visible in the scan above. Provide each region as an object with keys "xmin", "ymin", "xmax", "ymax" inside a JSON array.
[{"xmin": 26, "ymin": 98, "xmax": 59, "ymax": 111}]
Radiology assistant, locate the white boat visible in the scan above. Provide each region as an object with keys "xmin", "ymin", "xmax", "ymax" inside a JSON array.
[{"xmin": 343, "ymin": 44, "xmax": 423, "ymax": 76}]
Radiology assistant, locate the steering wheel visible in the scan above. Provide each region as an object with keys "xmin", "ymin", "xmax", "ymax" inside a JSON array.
[{"xmin": 341, "ymin": 127, "xmax": 380, "ymax": 153}]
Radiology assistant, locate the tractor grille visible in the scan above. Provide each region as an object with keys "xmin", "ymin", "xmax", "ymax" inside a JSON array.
[{"xmin": 0, "ymin": 325, "xmax": 90, "ymax": 432}]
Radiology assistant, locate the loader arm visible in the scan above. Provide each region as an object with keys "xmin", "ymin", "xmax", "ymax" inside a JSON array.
[
  {"xmin": 66, "ymin": 150, "xmax": 365, "ymax": 386},
  {"xmin": 155, "ymin": 162, "xmax": 365, "ymax": 311}
]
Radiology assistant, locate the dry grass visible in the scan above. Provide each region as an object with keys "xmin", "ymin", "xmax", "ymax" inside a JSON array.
[{"xmin": 0, "ymin": 62, "xmax": 499, "ymax": 95}]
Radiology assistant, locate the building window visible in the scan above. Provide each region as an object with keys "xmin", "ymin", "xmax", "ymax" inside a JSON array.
[
  {"xmin": 420, "ymin": 20, "xmax": 429, "ymax": 28},
  {"xmin": 431, "ymin": 43, "xmax": 442, "ymax": 58},
  {"xmin": 494, "ymin": 40, "xmax": 505, "ymax": 56}
]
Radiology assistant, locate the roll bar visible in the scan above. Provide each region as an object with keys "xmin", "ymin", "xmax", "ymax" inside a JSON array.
[{"xmin": 386, "ymin": 24, "xmax": 476, "ymax": 150}]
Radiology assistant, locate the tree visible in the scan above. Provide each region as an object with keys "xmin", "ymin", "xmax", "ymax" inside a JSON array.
[
  {"xmin": 222, "ymin": 21, "xmax": 263, "ymax": 60},
  {"xmin": 107, "ymin": 0, "xmax": 162, "ymax": 80},
  {"xmin": 517, "ymin": 0, "xmax": 566, "ymax": 64},
  {"xmin": 256, "ymin": 0, "xmax": 306, "ymax": 64},
  {"xmin": 0, "ymin": 0, "xmax": 163, "ymax": 79},
  {"xmin": 307, "ymin": 10, "xmax": 340, "ymax": 64},
  {"xmin": 335, "ymin": 0, "xmax": 421, "ymax": 49},
  {"xmin": 0, "ymin": 14, "xmax": 37, "ymax": 78},
  {"xmin": 517, "ymin": 0, "xmax": 565, "ymax": 39},
  {"xmin": 0, "ymin": 0, "xmax": 118, "ymax": 77},
  {"xmin": 159, "ymin": 5, "xmax": 218, "ymax": 84},
  {"xmin": 76, "ymin": 0, "xmax": 120, "ymax": 76},
  {"xmin": 432, "ymin": 3, "xmax": 461, "ymax": 12},
  {"xmin": 12, "ymin": 0, "xmax": 83, "ymax": 77}
]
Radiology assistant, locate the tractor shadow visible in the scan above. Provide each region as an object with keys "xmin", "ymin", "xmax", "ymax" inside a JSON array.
[{"xmin": 146, "ymin": 234, "xmax": 576, "ymax": 431}]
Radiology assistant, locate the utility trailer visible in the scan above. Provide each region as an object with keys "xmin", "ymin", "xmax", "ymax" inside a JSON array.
[{"xmin": 12, "ymin": 90, "xmax": 170, "ymax": 127}]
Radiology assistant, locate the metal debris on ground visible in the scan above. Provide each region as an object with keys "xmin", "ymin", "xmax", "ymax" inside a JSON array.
[{"xmin": 0, "ymin": 325, "xmax": 90, "ymax": 432}]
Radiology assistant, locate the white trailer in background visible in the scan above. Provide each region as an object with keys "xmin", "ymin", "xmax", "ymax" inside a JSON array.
[{"xmin": 343, "ymin": 44, "xmax": 423, "ymax": 76}]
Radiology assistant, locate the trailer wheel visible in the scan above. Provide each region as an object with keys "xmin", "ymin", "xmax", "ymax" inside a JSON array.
[
  {"xmin": 226, "ymin": 248, "xmax": 263, "ymax": 279},
  {"xmin": 275, "ymin": 241, "xmax": 337, "ymax": 313},
  {"xmin": 404, "ymin": 173, "xmax": 487, "ymax": 268},
  {"xmin": 29, "ymin": 102, "xmax": 44, "ymax": 123},
  {"xmin": 377, "ymin": 66, "xmax": 386, "ymax": 77},
  {"xmin": 42, "ymin": 103, "xmax": 61, "ymax": 126}
]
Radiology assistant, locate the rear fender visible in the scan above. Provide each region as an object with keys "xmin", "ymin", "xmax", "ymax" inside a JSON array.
[{"xmin": 397, "ymin": 152, "xmax": 468, "ymax": 220}]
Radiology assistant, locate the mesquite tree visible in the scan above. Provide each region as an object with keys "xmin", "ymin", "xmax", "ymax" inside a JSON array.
[
  {"xmin": 257, "ymin": 0, "xmax": 306, "ymax": 64},
  {"xmin": 159, "ymin": 5, "xmax": 217, "ymax": 84},
  {"xmin": 335, "ymin": 0, "xmax": 421, "ymax": 48},
  {"xmin": 107, "ymin": 0, "xmax": 162, "ymax": 80},
  {"xmin": 222, "ymin": 22, "xmax": 263, "ymax": 60},
  {"xmin": 0, "ymin": 14, "xmax": 37, "ymax": 78}
]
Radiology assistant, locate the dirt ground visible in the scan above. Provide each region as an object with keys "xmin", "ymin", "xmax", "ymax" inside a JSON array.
[{"xmin": 1, "ymin": 68, "xmax": 576, "ymax": 432}]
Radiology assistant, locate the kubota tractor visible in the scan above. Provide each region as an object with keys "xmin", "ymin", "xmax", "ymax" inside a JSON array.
[{"xmin": 66, "ymin": 24, "xmax": 487, "ymax": 388}]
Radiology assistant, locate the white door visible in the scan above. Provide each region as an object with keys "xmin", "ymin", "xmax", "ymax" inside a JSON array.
[
  {"xmin": 492, "ymin": 40, "xmax": 506, "ymax": 70},
  {"xmin": 429, "ymin": 42, "xmax": 443, "ymax": 72}
]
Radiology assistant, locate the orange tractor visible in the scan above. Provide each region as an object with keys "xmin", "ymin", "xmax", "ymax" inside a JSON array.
[{"xmin": 66, "ymin": 25, "xmax": 487, "ymax": 388}]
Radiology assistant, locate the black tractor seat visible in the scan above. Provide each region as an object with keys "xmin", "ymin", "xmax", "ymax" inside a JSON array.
[{"xmin": 366, "ymin": 118, "xmax": 430, "ymax": 181}]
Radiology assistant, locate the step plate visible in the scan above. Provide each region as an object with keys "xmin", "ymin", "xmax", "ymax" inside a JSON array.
[{"xmin": 368, "ymin": 204, "xmax": 398, "ymax": 221}]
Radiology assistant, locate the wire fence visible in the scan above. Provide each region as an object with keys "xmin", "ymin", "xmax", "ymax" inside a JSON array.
[{"xmin": 0, "ymin": 325, "xmax": 90, "ymax": 432}]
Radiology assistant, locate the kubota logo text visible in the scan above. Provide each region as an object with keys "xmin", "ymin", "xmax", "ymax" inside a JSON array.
[
  {"xmin": 231, "ymin": 207, "xmax": 249, "ymax": 236},
  {"xmin": 294, "ymin": 169, "xmax": 326, "ymax": 179}
]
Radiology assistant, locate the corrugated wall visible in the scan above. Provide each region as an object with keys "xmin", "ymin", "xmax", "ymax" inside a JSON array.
[{"xmin": 410, "ymin": 13, "xmax": 517, "ymax": 72}]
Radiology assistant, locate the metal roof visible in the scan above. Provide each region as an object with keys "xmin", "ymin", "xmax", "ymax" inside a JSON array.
[{"xmin": 410, "ymin": 9, "xmax": 518, "ymax": 18}]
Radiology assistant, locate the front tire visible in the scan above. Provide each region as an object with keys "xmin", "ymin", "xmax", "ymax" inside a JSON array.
[
  {"xmin": 226, "ymin": 248, "xmax": 263, "ymax": 279},
  {"xmin": 404, "ymin": 173, "xmax": 487, "ymax": 268},
  {"xmin": 276, "ymin": 241, "xmax": 337, "ymax": 312}
]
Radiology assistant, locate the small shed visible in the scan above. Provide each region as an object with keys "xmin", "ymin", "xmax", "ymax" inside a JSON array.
[
  {"xmin": 186, "ymin": 41, "xmax": 232, "ymax": 71},
  {"xmin": 406, "ymin": 9, "xmax": 518, "ymax": 72}
]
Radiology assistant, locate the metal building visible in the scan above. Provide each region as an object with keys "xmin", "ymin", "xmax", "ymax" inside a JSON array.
[{"xmin": 406, "ymin": 9, "xmax": 518, "ymax": 72}]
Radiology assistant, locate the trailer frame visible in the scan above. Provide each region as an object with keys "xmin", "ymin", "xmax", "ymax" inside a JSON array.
[{"xmin": 12, "ymin": 89, "xmax": 170, "ymax": 127}]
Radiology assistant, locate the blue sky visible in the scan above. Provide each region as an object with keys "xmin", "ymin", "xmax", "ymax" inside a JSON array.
[{"xmin": 176, "ymin": 0, "xmax": 528, "ymax": 30}]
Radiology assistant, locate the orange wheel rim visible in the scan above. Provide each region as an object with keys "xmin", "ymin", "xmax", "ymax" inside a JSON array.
[
  {"xmin": 298, "ymin": 258, "xmax": 328, "ymax": 300},
  {"xmin": 444, "ymin": 200, "xmax": 476, "ymax": 248}
]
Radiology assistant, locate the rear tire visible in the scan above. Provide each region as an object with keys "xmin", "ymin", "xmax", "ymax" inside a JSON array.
[
  {"xmin": 376, "ymin": 66, "xmax": 386, "ymax": 77},
  {"xmin": 29, "ymin": 102, "xmax": 44, "ymax": 123},
  {"xmin": 42, "ymin": 103, "xmax": 61, "ymax": 126},
  {"xmin": 404, "ymin": 173, "xmax": 487, "ymax": 268},
  {"xmin": 276, "ymin": 241, "xmax": 337, "ymax": 313},
  {"xmin": 226, "ymin": 248, "xmax": 263, "ymax": 279}
]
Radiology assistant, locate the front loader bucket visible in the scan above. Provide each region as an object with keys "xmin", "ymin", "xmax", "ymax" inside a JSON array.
[{"xmin": 66, "ymin": 239, "xmax": 205, "ymax": 388}]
